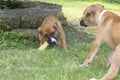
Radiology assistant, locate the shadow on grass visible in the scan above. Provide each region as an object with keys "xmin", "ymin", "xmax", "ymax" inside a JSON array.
[
  {"xmin": 0, "ymin": 14, "xmax": 94, "ymax": 50},
  {"xmin": 60, "ymin": 15, "xmax": 94, "ymax": 48}
]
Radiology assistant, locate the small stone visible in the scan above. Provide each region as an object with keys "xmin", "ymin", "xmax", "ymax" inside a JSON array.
[{"xmin": 89, "ymin": 78, "xmax": 97, "ymax": 80}]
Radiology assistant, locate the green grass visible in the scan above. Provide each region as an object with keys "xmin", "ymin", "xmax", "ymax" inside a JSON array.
[{"xmin": 0, "ymin": 0, "xmax": 120, "ymax": 80}]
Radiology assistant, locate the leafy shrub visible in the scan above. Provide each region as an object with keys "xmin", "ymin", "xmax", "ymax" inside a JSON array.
[
  {"xmin": 0, "ymin": 30, "xmax": 39, "ymax": 49},
  {"xmin": 103, "ymin": 0, "xmax": 120, "ymax": 4},
  {"xmin": 0, "ymin": 0, "xmax": 22, "ymax": 9},
  {"xmin": 0, "ymin": 0, "xmax": 10, "ymax": 9}
]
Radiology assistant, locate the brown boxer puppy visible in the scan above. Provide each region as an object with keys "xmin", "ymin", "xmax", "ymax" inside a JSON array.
[
  {"xmin": 37, "ymin": 15, "xmax": 67, "ymax": 51},
  {"xmin": 80, "ymin": 4, "xmax": 120, "ymax": 80}
]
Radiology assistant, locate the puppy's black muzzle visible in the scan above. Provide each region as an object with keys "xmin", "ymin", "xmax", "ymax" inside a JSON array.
[
  {"xmin": 47, "ymin": 37, "xmax": 58, "ymax": 45},
  {"xmin": 80, "ymin": 19, "xmax": 88, "ymax": 27}
]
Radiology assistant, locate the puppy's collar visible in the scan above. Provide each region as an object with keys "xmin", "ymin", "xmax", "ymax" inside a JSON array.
[{"xmin": 98, "ymin": 10, "xmax": 107, "ymax": 23}]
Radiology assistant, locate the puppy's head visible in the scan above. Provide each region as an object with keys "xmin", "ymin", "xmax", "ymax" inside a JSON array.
[
  {"xmin": 80, "ymin": 4, "xmax": 104, "ymax": 27},
  {"xmin": 37, "ymin": 23, "xmax": 58, "ymax": 45}
]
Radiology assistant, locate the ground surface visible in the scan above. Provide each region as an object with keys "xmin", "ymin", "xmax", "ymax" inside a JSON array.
[{"xmin": 0, "ymin": 0, "xmax": 120, "ymax": 80}]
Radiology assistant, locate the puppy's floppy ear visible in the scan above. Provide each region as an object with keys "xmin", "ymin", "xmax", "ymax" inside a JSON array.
[
  {"xmin": 36, "ymin": 27, "xmax": 42, "ymax": 39},
  {"xmin": 96, "ymin": 4, "xmax": 104, "ymax": 8},
  {"xmin": 53, "ymin": 23, "xmax": 58, "ymax": 30},
  {"xmin": 53, "ymin": 22, "xmax": 63, "ymax": 35}
]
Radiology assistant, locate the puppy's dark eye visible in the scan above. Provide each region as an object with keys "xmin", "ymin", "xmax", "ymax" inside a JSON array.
[
  {"xmin": 51, "ymin": 31, "xmax": 55, "ymax": 36},
  {"xmin": 44, "ymin": 34, "xmax": 49, "ymax": 38},
  {"xmin": 86, "ymin": 13, "xmax": 90, "ymax": 16}
]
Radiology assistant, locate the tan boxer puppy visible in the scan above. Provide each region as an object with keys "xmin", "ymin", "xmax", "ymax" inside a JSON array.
[
  {"xmin": 80, "ymin": 4, "xmax": 120, "ymax": 80},
  {"xmin": 37, "ymin": 15, "xmax": 67, "ymax": 51}
]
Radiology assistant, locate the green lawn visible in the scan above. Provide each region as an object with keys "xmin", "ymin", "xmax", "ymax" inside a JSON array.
[{"xmin": 0, "ymin": 0, "xmax": 120, "ymax": 80}]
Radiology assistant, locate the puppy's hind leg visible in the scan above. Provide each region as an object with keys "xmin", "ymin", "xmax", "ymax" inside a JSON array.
[{"xmin": 100, "ymin": 44, "xmax": 120, "ymax": 80}]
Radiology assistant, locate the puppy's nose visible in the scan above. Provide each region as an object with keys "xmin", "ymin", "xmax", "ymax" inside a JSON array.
[
  {"xmin": 80, "ymin": 19, "xmax": 88, "ymax": 27},
  {"xmin": 47, "ymin": 37, "xmax": 58, "ymax": 45}
]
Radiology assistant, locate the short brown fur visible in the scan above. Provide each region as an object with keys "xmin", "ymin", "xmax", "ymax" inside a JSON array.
[
  {"xmin": 80, "ymin": 4, "xmax": 120, "ymax": 80},
  {"xmin": 37, "ymin": 15, "xmax": 67, "ymax": 51}
]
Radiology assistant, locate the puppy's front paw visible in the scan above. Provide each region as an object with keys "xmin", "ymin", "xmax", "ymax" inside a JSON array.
[
  {"xmin": 79, "ymin": 63, "xmax": 90, "ymax": 67},
  {"xmin": 100, "ymin": 77, "xmax": 105, "ymax": 80},
  {"xmin": 100, "ymin": 75, "xmax": 110, "ymax": 80}
]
